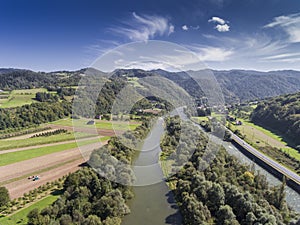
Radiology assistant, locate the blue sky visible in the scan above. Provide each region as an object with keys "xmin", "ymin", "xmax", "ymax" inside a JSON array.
[{"xmin": 0, "ymin": 0, "xmax": 300, "ymax": 71}]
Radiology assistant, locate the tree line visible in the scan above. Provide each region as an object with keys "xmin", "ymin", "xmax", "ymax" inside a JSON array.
[
  {"xmin": 0, "ymin": 69, "xmax": 83, "ymax": 90},
  {"xmin": 35, "ymin": 92, "xmax": 59, "ymax": 102},
  {"xmin": 0, "ymin": 101, "xmax": 72, "ymax": 130}
]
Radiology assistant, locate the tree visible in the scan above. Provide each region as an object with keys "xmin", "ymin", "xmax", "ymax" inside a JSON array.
[
  {"xmin": 27, "ymin": 208, "xmax": 46, "ymax": 225},
  {"xmin": 277, "ymin": 176, "xmax": 286, "ymax": 210},
  {"xmin": 207, "ymin": 183, "xmax": 225, "ymax": 212},
  {"xmin": 216, "ymin": 205, "xmax": 238, "ymax": 225},
  {"xmin": 59, "ymin": 214, "xmax": 73, "ymax": 225},
  {"xmin": 83, "ymin": 215, "xmax": 102, "ymax": 225},
  {"xmin": 0, "ymin": 186, "xmax": 9, "ymax": 207},
  {"xmin": 223, "ymin": 130, "xmax": 232, "ymax": 141},
  {"xmin": 103, "ymin": 217, "xmax": 122, "ymax": 225}
]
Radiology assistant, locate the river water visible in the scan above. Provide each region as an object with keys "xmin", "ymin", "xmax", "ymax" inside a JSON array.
[
  {"xmin": 122, "ymin": 118, "xmax": 182, "ymax": 225},
  {"xmin": 122, "ymin": 116, "xmax": 300, "ymax": 225}
]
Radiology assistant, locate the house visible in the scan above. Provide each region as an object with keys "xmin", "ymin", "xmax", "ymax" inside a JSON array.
[{"xmin": 236, "ymin": 120, "xmax": 243, "ymax": 125}]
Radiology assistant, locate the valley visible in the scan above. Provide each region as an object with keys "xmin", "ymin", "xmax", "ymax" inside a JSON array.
[{"xmin": 0, "ymin": 68, "xmax": 299, "ymax": 225}]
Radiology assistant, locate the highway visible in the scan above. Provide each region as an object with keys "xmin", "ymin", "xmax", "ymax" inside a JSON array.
[{"xmin": 230, "ymin": 131, "xmax": 300, "ymax": 186}]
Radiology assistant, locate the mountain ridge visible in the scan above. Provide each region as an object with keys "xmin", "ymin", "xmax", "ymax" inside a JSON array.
[{"xmin": 1, "ymin": 68, "xmax": 300, "ymax": 103}]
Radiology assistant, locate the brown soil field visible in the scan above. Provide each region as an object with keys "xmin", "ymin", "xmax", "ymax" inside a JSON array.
[
  {"xmin": 0, "ymin": 142, "xmax": 106, "ymax": 199},
  {"xmin": 47, "ymin": 124, "xmax": 124, "ymax": 136}
]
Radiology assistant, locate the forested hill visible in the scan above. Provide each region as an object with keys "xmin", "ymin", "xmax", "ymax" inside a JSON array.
[
  {"xmin": 1, "ymin": 68, "xmax": 300, "ymax": 103},
  {"xmin": 213, "ymin": 70, "xmax": 300, "ymax": 103},
  {"xmin": 154, "ymin": 69, "xmax": 300, "ymax": 103},
  {"xmin": 251, "ymin": 92, "xmax": 300, "ymax": 147},
  {"xmin": 0, "ymin": 68, "xmax": 84, "ymax": 90}
]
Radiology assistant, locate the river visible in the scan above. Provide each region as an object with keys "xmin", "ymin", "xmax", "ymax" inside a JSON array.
[
  {"xmin": 122, "ymin": 115, "xmax": 300, "ymax": 225},
  {"xmin": 122, "ymin": 118, "xmax": 182, "ymax": 225}
]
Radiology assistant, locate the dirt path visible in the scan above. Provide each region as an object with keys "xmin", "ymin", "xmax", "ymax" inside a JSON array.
[{"xmin": 0, "ymin": 136, "xmax": 99, "ymax": 155}]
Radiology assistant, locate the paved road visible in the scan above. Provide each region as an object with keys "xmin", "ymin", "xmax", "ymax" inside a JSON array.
[{"xmin": 230, "ymin": 131, "xmax": 300, "ymax": 185}]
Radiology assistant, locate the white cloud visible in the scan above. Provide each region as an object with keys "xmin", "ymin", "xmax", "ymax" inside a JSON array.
[
  {"xmin": 169, "ymin": 25, "xmax": 175, "ymax": 34},
  {"xmin": 215, "ymin": 24, "xmax": 230, "ymax": 32},
  {"xmin": 182, "ymin": 25, "xmax": 200, "ymax": 31},
  {"xmin": 110, "ymin": 12, "xmax": 174, "ymax": 42},
  {"xmin": 186, "ymin": 45, "xmax": 234, "ymax": 62},
  {"xmin": 208, "ymin": 16, "xmax": 230, "ymax": 32},
  {"xmin": 262, "ymin": 53, "xmax": 300, "ymax": 63},
  {"xmin": 263, "ymin": 53, "xmax": 300, "ymax": 60},
  {"xmin": 264, "ymin": 13, "xmax": 300, "ymax": 43},
  {"xmin": 208, "ymin": 16, "xmax": 225, "ymax": 25},
  {"xmin": 182, "ymin": 25, "xmax": 189, "ymax": 31}
]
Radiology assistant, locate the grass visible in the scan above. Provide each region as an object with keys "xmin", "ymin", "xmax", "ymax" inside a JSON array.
[
  {"xmin": 127, "ymin": 77, "xmax": 144, "ymax": 88},
  {"xmin": 250, "ymin": 104, "xmax": 258, "ymax": 109},
  {"xmin": 229, "ymin": 118, "xmax": 300, "ymax": 161},
  {"xmin": 211, "ymin": 112, "xmax": 226, "ymax": 120},
  {"xmin": 0, "ymin": 137, "xmax": 109, "ymax": 166},
  {"xmin": 191, "ymin": 116, "xmax": 208, "ymax": 123},
  {"xmin": 0, "ymin": 132, "xmax": 96, "ymax": 151},
  {"xmin": 160, "ymin": 151, "xmax": 177, "ymax": 190},
  {"xmin": 0, "ymin": 194, "xmax": 59, "ymax": 225},
  {"xmin": 242, "ymin": 119, "xmax": 284, "ymax": 142},
  {"xmin": 0, "ymin": 88, "xmax": 51, "ymax": 108},
  {"xmin": 50, "ymin": 118, "xmax": 140, "ymax": 131}
]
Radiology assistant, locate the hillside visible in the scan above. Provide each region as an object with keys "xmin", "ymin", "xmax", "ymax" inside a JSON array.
[
  {"xmin": 0, "ymin": 69, "xmax": 84, "ymax": 90},
  {"xmin": 1, "ymin": 68, "xmax": 300, "ymax": 104},
  {"xmin": 251, "ymin": 92, "xmax": 300, "ymax": 147},
  {"xmin": 154, "ymin": 69, "xmax": 300, "ymax": 103},
  {"xmin": 214, "ymin": 70, "xmax": 300, "ymax": 103}
]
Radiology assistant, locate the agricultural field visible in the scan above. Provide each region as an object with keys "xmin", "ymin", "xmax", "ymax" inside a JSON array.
[
  {"xmin": 50, "ymin": 117, "xmax": 140, "ymax": 131},
  {"xmin": 0, "ymin": 137, "xmax": 108, "ymax": 166},
  {"xmin": 0, "ymin": 193, "xmax": 60, "ymax": 225},
  {"xmin": 0, "ymin": 88, "xmax": 54, "ymax": 108},
  {"xmin": 0, "ymin": 131, "xmax": 96, "ymax": 151},
  {"xmin": 191, "ymin": 116, "xmax": 209, "ymax": 123},
  {"xmin": 0, "ymin": 113, "xmax": 122, "ymax": 221},
  {"xmin": 229, "ymin": 118, "xmax": 300, "ymax": 161}
]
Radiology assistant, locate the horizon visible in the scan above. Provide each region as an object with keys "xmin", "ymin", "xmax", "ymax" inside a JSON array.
[{"xmin": 2, "ymin": 66, "xmax": 300, "ymax": 74}]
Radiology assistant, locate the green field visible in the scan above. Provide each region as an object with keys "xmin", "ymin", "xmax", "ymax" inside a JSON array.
[
  {"xmin": 0, "ymin": 88, "xmax": 52, "ymax": 108},
  {"xmin": 191, "ymin": 116, "xmax": 209, "ymax": 123},
  {"xmin": 0, "ymin": 194, "xmax": 59, "ymax": 225},
  {"xmin": 127, "ymin": 77, "xmax": 144, "ymax": 88},
  {"xmin": 211, "ymin": 112, "xmax": 226, "ymax": 121},
  {"xmin": 230, "ymin": 118, "xmax": 300, "ymax": 161},
  {"xmin": 0, "ymin": 132, "xmax": 96, "ymax": 151},
  {"xmin": 0, "ymin": 137, "xmax": 109, "ymax": 166},
  {"xmin": 50, "ymin": 118, "xmax": 140, "ymax": 130}
]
